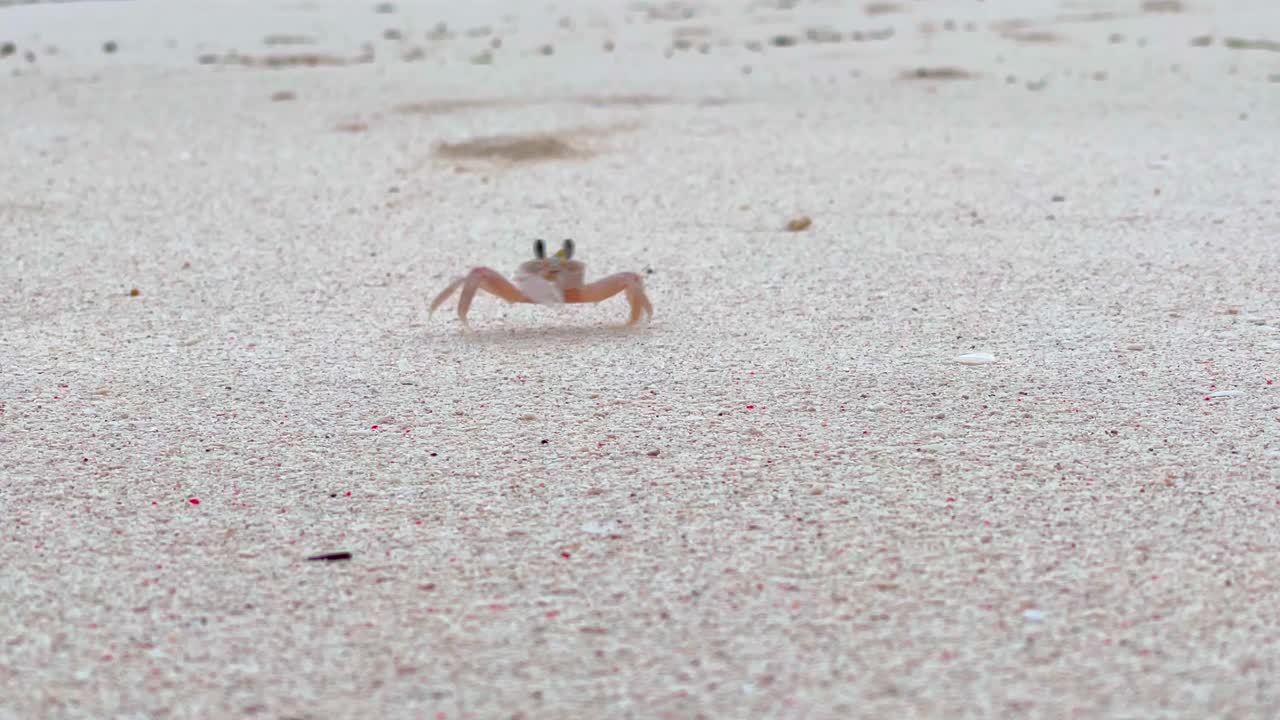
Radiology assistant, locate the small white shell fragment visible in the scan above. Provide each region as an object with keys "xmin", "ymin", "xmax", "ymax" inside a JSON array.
[
  {"xmin": 581, "ymin": 520, "xmax": 619, "ymax": 536},
  {"xmin": 954, "ymin": 352, "xmax": 996, "ymax": 365},
  {"xmin": 1205, "ymin": 390, "xmax": 1241, "ymax": 399},
  {"xmin": 1023, "ymin": 609, "xmax": 1046, "ymax": 622},
  {"xmin": 1125, "ymin": 343, "xmax": 1145, "ymax": 351}
]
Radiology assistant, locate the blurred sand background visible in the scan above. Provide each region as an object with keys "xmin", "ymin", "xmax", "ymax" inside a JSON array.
[{"xmin": 2, "ymin": 0, "xmax": 1279, "ymax": 718}]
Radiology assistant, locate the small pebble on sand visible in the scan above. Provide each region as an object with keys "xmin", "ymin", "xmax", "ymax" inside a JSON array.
[
  {"xmin": 785, "ymin": 216, "xmax": 812, "ymax": 232},
  {"xmin": 306, "ymin": 551, "xmax": 353, "ymax": 562},
  {"xmin": 954, "ymin": 352, "xmax": 995, "ymax": 365}
]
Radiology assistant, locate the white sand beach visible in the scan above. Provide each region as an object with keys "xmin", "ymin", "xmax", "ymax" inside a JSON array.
[{"xmin": 2, "ymin": 0, "xmax": 1279, "ymax": 717}]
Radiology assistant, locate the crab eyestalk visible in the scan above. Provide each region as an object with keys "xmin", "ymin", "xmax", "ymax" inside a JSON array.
[
  {"xmin": 534, "ymin": 239, "xmax": 546, "ymax": 259},
  {"xmin": 556, "ymin": 239, "xmax": 575, "ymax": 260}
]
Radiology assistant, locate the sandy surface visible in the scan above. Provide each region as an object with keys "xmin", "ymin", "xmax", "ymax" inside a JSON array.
[{"xmin": 2, "ymin": 0, "xmax": 1279, "ymax": 718}]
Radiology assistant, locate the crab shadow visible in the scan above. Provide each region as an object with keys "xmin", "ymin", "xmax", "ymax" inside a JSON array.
[{"xmin": 450, "ymin": 322, "xmax": 652, "ymax": 347}]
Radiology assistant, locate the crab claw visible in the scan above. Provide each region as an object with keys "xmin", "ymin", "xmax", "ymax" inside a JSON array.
[{"xmin": 514, "ymin": 271, "xmax": 565, "ymax": 306}]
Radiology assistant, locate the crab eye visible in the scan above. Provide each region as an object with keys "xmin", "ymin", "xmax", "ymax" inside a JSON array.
[
  {"xmin": 534, "ymin": 239, "xmax": 546, "ymax": 259},
  {"xmin": 559, "ymin": 239, "xmax": 575, "ymax": 260}
]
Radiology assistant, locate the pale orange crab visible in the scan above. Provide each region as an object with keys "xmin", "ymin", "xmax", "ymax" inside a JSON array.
[{"xmin": 429, "ymin": 239, "xmax": 654, "ymax": 327}]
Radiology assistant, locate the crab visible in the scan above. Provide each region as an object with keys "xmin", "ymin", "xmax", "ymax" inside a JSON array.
[{"xmin": 429, "ymin": 239, "xmax": 654, "ymax": 327}]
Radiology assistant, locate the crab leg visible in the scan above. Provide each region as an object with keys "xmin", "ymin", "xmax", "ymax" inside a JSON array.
[
  {"xmin": 429, "ymin": 267, "xmax": 531, "ymax": 325},
  {"xmin": 428, "ymin": 276, "xmax": 466, "ymax": 316},
  {"xmin": 566, "ymin": 272, "xmax": 653, "ymax": 326}
]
